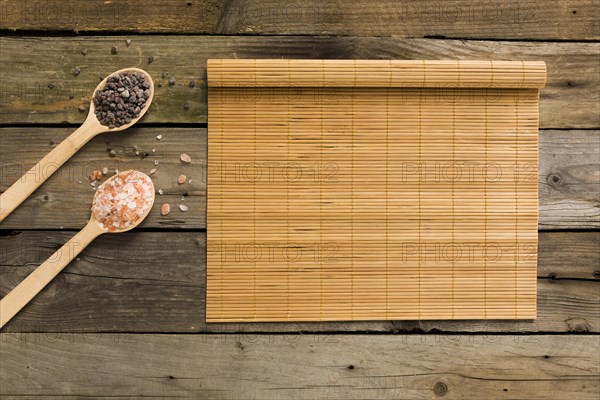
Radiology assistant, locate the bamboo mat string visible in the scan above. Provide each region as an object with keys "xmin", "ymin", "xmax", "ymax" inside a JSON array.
[
  {"xmin": 286, "ymin": 59, "xmax": 291, "ymax": 319},
  {"xmin": 350, "ymin": 59, "xmax": 357, "ymax": 320},
  {"xmin": 514, "ymin": 61, "xmax": 524, "ymax": 318},
  {"xmin": 385, "ymin": 60, "xmax": 391, "ymax": 319},
  {"xmin": 320, "ymin": 59, "xmax": 324, "ymax": 320},
  {"xmin": 484, "ymin": 60, "xmax": 492, "ymax": 319},
  {"xmin": 253, "ymin": 59, "xmax": 257, "ymax": 320},
  {"xmin": 418, "ymin": 59, "xmax": 426, "ymax": 320},
  {"xmin": 451, "ymin": 60, "xmax": 459, "ymax": 318}
]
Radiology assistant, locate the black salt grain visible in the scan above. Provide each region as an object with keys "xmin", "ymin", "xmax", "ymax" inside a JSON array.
[
  {"xmin": 93, "ymin": 72, "xmax": 150, "ymax": 128},
  {"xmin": 148, "ymin": 55, "xmax": 154, "ymax": 64},
  {"xmin": 111, "ymin": 46, "xmax": 118, "ymax": 54}
]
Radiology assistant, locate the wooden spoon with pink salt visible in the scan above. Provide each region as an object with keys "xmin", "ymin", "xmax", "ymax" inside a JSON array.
[{"xmin": 0, "ymin": 170, "xmax": 155, "ymax": 328}]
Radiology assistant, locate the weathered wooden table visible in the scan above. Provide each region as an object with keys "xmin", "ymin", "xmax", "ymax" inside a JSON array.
[{"xmin": 1, "ymin": 1, "xmax": 598, "ymax": 398}]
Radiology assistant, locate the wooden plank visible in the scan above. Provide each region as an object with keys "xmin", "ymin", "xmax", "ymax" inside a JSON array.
[
  {"xmin": 0, "ymin": 36, "xmax": 598, "ymax": 129},
  {"xmin": 0, "ymin": 333, "xmax": 598, "ymax": 399},
  {"xmin": 0, "ymin": 127, "xmax": 206, "ymax": 229},
  {"xmin": 0, "ymin": 0, "xmax": 598, "ymax": 40},
  {"xmin": 1, "ymin": 128, "xmax": 597, "ymax": 230},
  {"xmin": 1, "ymin": 231, "xmax": 597, "ymax": 333},
  {"xmin": 538, "ymin": 231, "xmax": 600, "ymax": 280},
  {"xmin": 539, "ymin": 130, "xmax": 600, "ymax": 229}
]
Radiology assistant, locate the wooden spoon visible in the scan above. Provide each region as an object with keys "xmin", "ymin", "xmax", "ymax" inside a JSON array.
[
  {"xmin": 0, "ymin": 67, "xmax": 155, "ymax": 222},
  {"xmin": 0, "ymin": 170, "xmax": 155, "ymax": 329}
]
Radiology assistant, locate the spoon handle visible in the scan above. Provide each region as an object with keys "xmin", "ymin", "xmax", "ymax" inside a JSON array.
[
  {"xmin": 0, "ymin": 119, "xmax": 100, "ymax": 223},
  {"xmin": 0, "ymin": 220, "xmax": 103, "ymax": 328}
]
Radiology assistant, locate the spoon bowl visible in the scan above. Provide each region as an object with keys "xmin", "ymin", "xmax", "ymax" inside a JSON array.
[
  {"xmin": 91, "ymin": 170, "xmax": 156, "ymax": 234},
  {"xmin": 0, "ymin": 68, "xmax": 155, "ymax": 222},
  {"xmin": 86, "ymin": 67, "xmax": 155, "ymax": 132},
  {"xmin": 0, "ymin": 170, "xmax": 155, "ymax": 328}
]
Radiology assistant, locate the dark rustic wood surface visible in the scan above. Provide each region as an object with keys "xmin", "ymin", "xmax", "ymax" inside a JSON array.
[
  {"xmin": 1, "ymin": 334, "xmax": 598, "ymax": 399},
  {"xmin": 1, "ymin": 0, "xmax": 598, "ymax": 40},
  {"xmin": 0, "ymin": 1, "xmax": 599, "ymax": 398},
  {"xmin": 0, "ymin": 231, "xmax": 598, "ymax": 333},
  {"xmin": 0, "ymin": 37, "xmax": 598, "ymax": 128},
  {"xmin": 0, "ymin": 128, "xmax": 598, "ymax": 229}
]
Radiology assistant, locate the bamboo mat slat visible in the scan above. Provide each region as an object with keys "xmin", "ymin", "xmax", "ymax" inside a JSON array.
[{"xmin": 206, "ymin": 60, "xmax": 545, "ymax": 322}]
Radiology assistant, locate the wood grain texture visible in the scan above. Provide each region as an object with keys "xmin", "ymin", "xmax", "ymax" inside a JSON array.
[
  {"xmin": 0, "ymin": 231, "xmax": 597, "ymax": 333},
  {"xmin": 0, "ymin": 36, "xmax": 598, "ymax": 128},
  {"xmin": 539, "ymin": 130, "xmax": 600, "ymax": 229},
  {"xmin": 1, "ymin": 0, "xmax": 598, "ymax": 40},
  {"xmin": 0, "ymin": 333, "xmax": 598, "ymax": 399},
  {"xmin": 0, "ymin": 127, "xmax": 206, "ymax": 229},
  {"xmin": 1, "ymin": 128, "xmax": 597, "ymax": 230}
]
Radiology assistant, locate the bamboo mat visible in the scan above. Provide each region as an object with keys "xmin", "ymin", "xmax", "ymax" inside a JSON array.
[{"xmin": 206, "ymin": 60, "xmax": 546, "ymax": 322}]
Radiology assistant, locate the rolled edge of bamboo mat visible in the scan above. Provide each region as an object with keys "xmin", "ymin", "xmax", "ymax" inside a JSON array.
[{"xmin": 207, "ymin": 59, "xmax": 547, "ymax": 89}]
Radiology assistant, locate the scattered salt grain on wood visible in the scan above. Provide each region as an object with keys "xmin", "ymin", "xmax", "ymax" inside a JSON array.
[
  {"xmin": 154, "ymin": 160, "xmax": 159, "ymax": 166},
  {"xmin": 89, "ymin": 170, "xmax": 103, "ymax": 181},
  {"xmin": 161, "ymin": 203, "xmax": 170, "ymax": 216},
  {"xmin": 178, "ymin": 174, "xmax": 187, "ymax": 184},
  {"xmin": 108, "ymin": 149, "xmax": 117, "ymax": 157},
  {"xmin": 179, "ymin": 204, "xmax": 189, "ymax": 212},
  {"xmin": 158, "ymin": 189, "xmax": 164, "ymax": 195},
  {"xmin": 149, "ymin": 168, "xmax": 157, "ymax": 175},
  {"xmin": 180, "ymin": 153, "xmax": 192, "ymax": 164},
  {"xmin": 126, "ymin": 39, "xmax": 132, "ymax": 46},
  {"xmin": 102, "ymin": 167, "xmax": 109, "ymax": 175},
  {"xmin": 156, "ymin": 134, "xmax": 162, "ymax": 140}
]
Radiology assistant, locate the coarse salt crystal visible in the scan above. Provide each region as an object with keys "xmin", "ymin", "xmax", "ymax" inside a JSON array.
[
  {"xmin": 91, "ymin": 170, "xmax": 154, "ymax": 232},
  {"xmin": 179, "ymin": 204, "xmax": 189, "ymax": 212},
  {"xmin": 156, "ymin": 134, "xmax": 162, "ymax": 140}
]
